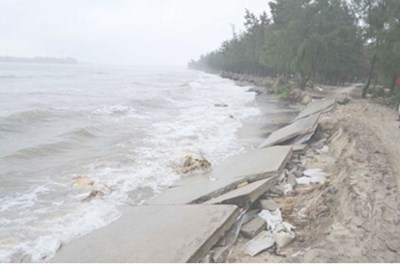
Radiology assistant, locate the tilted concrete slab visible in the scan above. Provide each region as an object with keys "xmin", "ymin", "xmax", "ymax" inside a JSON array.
[
  {"xmin": 147, "ymin": 146, "xmax": 292, "ymax": 205},
  {"xmin": 52, "ymin": 205, "xmax": 239, "ymax": 263},
  {"xmin": 258, "ymin": 113, "xmax": 320, "ymax": 149},
  {"xmin": 295, "ymin": 99, "xmax": 336, "ymax": 120},
  {"xmin": 147, "ymin": 176, "xmax": 248, "ymax": 205},
  {"xmin": 205, "ymin": 178, "xmax": 276, "ymax": 207},
  {"xmin": 292, "ymin": 144, "xmax": 308, "ymax": 153}
]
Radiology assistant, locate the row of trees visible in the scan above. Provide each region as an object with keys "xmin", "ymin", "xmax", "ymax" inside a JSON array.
[{"xmin": 188, "ymin": 0, "xmax": 400, "ymax": 95}]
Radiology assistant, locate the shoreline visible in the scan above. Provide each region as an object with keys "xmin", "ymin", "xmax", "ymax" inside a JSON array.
[
  {"xmin": 50, "ymin": 73, "xmax": 304, "ymax": 262},
  {"xmin": 51, "ymin": 72, "xmax": 400, "ymax": 262}
]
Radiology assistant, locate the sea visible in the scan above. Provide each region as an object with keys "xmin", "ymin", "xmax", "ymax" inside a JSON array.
[{"xmin": 0, "ymin": 63, "xmax": 262, "ymax": 262}]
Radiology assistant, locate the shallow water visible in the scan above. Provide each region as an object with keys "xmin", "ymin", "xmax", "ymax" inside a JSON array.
[{"xmin": 0, "ymin": 63, "xmax": 264, "ymax": 261}]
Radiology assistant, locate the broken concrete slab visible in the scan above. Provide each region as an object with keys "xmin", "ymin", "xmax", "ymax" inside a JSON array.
[
  {"xmin": 52, "ymin": 205, "xmax": 239, "ymax": 263},
  {"xmin": 148, "ymin": 146, "xmax": 292, "ymax": 205},
  {"xmin": 240, "ymin": 216, "xmax": 267, "ymax": 239},
  {"xmin": 206, "ymin": 146, "xmax": 293, "ymax": 182},
  {"xmin": 258, "ymin": 113, "xmax": 320, "ymax": 149},
  {"xmin": 148, "ymin": 176, "xmax": 247, "ymax": 205},
  {"xmin": 259, "ymin": 199, "xmax": 281, "ymax": 211},
  {"xmin": 205, "ymin": 178, "xmax": 276, "ymax": 207},
  {"xmin": 243, "ymin": 231, "xmax": 275, "ymax": 257},
  {"xmin": 292, "ymin": 144, "xmax": 307, "ymax": 153},
  {"xmin": 295, "ymin": 98, "xmax": 336, "ymax": 120}
]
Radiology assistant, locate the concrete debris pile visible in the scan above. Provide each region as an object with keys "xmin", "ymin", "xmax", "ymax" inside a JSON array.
[{"xmin": 203, "ymin": 142, "xmax": 331, "ymax": 261}]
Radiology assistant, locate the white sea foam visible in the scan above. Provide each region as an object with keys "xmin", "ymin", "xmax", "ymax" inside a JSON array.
[
  {"xmin": 92, "ymin": 104, "xmax": 137, "ymax": 116},
  {"xmin": 0, "ymin": 66, "xmax": 261, "ymax": 262}
]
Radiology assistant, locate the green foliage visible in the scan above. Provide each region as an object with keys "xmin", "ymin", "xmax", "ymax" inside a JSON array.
[
  {"xmin": 263, "ymin": 0, "xmax": 365, "ymax": 88},
  {"xmin": 352, "ymin": 0, "xmax": 400, "ymax": 95},
  {"xmin": 189, "ymin": 0, "xmax": 400, "ymax": 95}
]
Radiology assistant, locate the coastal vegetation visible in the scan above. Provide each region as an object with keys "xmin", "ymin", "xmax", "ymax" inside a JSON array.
[{"xmin": 189, "ymin": 0, "xmax": 400, "ymax": 97}]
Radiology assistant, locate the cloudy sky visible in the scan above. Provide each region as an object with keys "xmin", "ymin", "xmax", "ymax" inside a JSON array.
[{"xmin": 0, "ymin": 0, "xmax": 270, "ymax": 66}]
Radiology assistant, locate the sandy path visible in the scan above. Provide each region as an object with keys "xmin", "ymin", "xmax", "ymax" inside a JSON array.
[
  {"xmin": 332, "ymin": 83, "xmax": 400, "ymax": 192},
  {"xmin": 359, "ymin": 103, "xmax": 400, "ymax": 192}
]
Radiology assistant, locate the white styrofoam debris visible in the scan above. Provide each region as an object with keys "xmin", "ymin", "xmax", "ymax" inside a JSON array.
[{"xmin": 258, "ymin": 209, "xmax": 283, "ymax": 230}]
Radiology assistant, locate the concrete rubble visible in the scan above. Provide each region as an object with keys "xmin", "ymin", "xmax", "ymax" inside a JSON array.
[
  {"xmin": 240, "ymin": 216, "xmax": 267, "ymax": 238},
  {"xmin": 243, "ymin": 231, "xmax": 275, "ymax": 257},
  {"xmin": 259, "ymin": 199, "xmax": 281, "ymax": 211}
]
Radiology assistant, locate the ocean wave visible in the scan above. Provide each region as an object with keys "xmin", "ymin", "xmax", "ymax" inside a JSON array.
[
  {"xmin": 0, "ymin": 69, "xmax": 262, "ymax": 262},
  {"xmin": 59, "ymin": 126, "xmax": 102, "ymax": 140},
  {"xmin": 1, "ymin": 109, "xmax": 59, "ymax": 124},
  {"xmin": 132, "ymin": 92, "xmax": 180, "ymax": 108},
  {"xmin": 0, "ymin": 110, "xmax": 55, "ymax": 134},
  {"xmin": 4, "ymin": 142, "xmax": 73, "ymax": 160},
  {"xmin": 0, "ymin": 108, "xmax": 77, "ymax": 134},
  {"xmin": 92, "ymin": 105, "xmax": 137, "ymax": 116},
  {"xmin": 0, "ymin": 185, "xmax": 49, "ymax": 213}
]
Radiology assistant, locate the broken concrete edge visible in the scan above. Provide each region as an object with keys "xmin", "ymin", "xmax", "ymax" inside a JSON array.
[
  {"xmin": 148, "ymin": 146, "xmax": 294, "ymax": 206},
  {"xmin": 191, "ymin": 173, "xmax": 279, "ymax": 205},
  {"xmin": 285, "ymin": 122, "xmax": 319, "ymax": 146},
  {"xmin": 294, "ymin": 98, "xmax": 336, "ymax": 121},
  {"xmin": 205, "ymin": 178, "xmax": 277, "ymax": 208},
  {"xmin": 190, "ymin": 177, "xmax": 249, "ymax": 204},
  {"xmin": 199, "ymin": 147, "xmax": 293, "ymax": 205},
  {"xmin": 258, "ymin": 113, "xmax": 321, "ymax": 149},
  {"xmin": 200, "ymin": 147, "xmax": 292, "ymax": 206},
  {"xmin": 188, "ymin": 205, "xmax": 242, "ymax": 262},
  {"xmin": 291, "ymin": 144, "xmax": 308, "ymax": 153}
]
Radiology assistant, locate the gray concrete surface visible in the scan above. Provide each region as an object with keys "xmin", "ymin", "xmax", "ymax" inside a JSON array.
[
  {"xmin": 52, "ymin": 205, "xmax": 239, "ymax": 263},
  {"xmin": 241, "ymin": 216, "xmax": 267, "ymax": 238},
  {"xmin": 258, "ymin": 113, "xmax": 320, "ymax": 149},
  {"xmin": 147, "ymin": 146, "xmax": 292, "ymax": 205},
  {"xmin": 205, "ymin": 178, "xmax": 276, "ymax": 207},
  {"xmin": 295, "ymin": 99, "xmax": 336, "ymax": 120},
  {"xmin": 292, "ymin": 144, "xmax": 307, "ymax": 153}
]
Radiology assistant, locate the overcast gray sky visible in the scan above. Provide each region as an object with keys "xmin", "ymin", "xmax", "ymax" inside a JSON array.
[{"xmin": 0, "ymin": 0, "xmax": 270, "ymax": 66}]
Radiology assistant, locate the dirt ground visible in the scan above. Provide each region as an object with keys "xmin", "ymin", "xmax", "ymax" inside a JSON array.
[{"xmin": 228, "ymin": 87, "xmax": 400, "ymax": 262}]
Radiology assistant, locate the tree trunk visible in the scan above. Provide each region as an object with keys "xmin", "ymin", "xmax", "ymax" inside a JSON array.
[
  {"xmin": 300, "ymin": 74, "xmax": 310, "ymax": 90},
  {"xmin": 390, "ymin": 72, "xmax": 397, "ymax": 93},
  {"xmin": 362, "ymin": 53, "xmax": 377, "ymax": 98}
]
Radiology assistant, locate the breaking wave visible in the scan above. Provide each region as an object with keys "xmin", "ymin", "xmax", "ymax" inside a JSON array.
[{"xmin": 0, "ymin": 66, "xmax": 260, "ymax": 262}]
